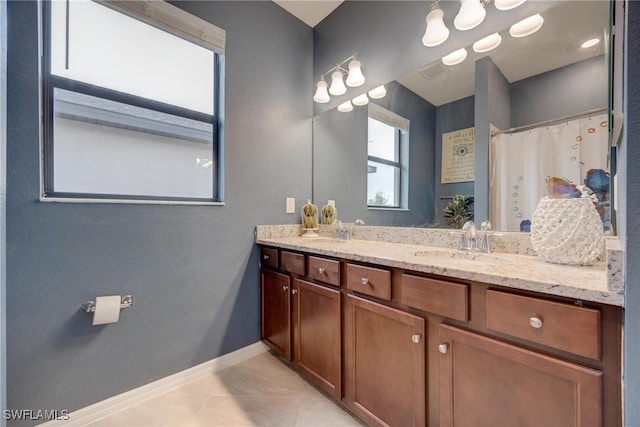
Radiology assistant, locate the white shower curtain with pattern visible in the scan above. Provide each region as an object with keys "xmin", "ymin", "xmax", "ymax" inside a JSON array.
[{"xmin": 490, "ymin": 113, "xmax": 609, "ymax": 232}]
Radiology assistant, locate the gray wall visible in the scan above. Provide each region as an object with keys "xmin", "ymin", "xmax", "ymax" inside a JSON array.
[
  {"xmin": 313, "ymin": 81, "xmax": 436, "ymax": 226},
  {"xmin": 622, "ymin": 1, "xmax": 639, "ymax": 424},
  {"xmin": 6, "ymin": 0, "xmax": 312, "ymax": 420}
]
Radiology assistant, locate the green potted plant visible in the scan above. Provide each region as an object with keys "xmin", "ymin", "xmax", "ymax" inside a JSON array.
[{"xmin": 443, "ymin": 194, "xmax": 474, "ymax": 229}]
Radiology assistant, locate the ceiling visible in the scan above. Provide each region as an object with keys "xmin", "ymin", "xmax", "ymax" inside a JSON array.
[{"xmin": 273, "ymin": 0, "xmax": 344, "ymax": 27}]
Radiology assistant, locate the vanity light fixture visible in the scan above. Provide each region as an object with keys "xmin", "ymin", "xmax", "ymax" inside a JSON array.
[
  {"xmin": 329, "ymin": 69, "xmax": 347, "ymax": 95},
  {"xmin": 473, "ymin": 32, "xmax": 502, "ymax": 53},
  {"xmin": 352, "ymin": 93, "xmax": 369, "ymax": 106},
  {"xmin": 422, "ymin": 0, "xmax": 450, "ymax": 47},
  {"xmin": 509, "ymin": 13, "xmax": 544, "ymax": 38},
  {"xmin": 581, "ymin": 37, "xmax": 600, "ymax": 49},
  {"xmin": 313, "ymin": 53, "xmax": 366, "ymax": 103},
  {"xmin": 442, "ymin": 48, "xmax": 468, "ymax": 66},
  {"xmin": 368, "ymin": 85, "xmax": 387, "ymax": 99},
  {"xmin": 338, "ymin": 100, "xmax": 354, "ymax": 112},
  {"xmin": 313, "ymin": 75, "xmax": 330, "ymax": 103},
  {"xmin": 454, "ymin": 0, "xmax": 487, "ymax": 31},
  {"xmin": 494, "ymin": 0, "xmax": 526, "ymax": 11}
]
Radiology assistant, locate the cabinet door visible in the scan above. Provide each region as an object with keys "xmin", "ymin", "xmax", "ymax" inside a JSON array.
[
  {"xmin": 260, "ymin": 269, "xmax": 291, "ymax": 361},
  {"xmin": 439, "ymin": 324, "xmax": 602, "ymax": 427},
  {"xmin": 292, "ymin": 279, "xmax": 341, "ymax": 399},
  {"xmin": 345, "ymin": 294, "xmax": 426, "ymax": 427}
]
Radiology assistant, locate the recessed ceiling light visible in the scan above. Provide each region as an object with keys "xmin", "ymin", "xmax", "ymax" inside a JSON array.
[
  {"xmin": 442, "ymin": 48, "xmax": 468, "ymax": 66},
  {"xmin": 473, "ymin": 33, "xmax": 503, "ymax": 53},
  {"xmin": 581, "ymin": 38, "xmax": 601, "ymax": 49},
  {"xmin": 509, "ymin": 13, "xmax": 544, "ymax": 38},
  {"xmin": 337, "ymin": 100, "xmax": 353, "ymax": 112}
]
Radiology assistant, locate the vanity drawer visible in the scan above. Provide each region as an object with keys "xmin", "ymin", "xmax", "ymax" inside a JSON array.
[
  {"xmin": 260, "ymin": 247, "xmax": 279, "ymax": 269},
  {"xmin": 346, "ymin": 263, "xmax": 391, "ymax": 301},
  {"xmin": 486, "ymin": 290, "xmax": 601, "ymax": 360},
  {"xmin": 399, "ymin": 274, "xmax": 468, "ymax": 321},
  {"xmin": 281, "ymin": 251, "xmax": 305, "ymax": 275},
  {"xmin": 308, "ymin": 256, "xmax": 341, "ymax": 286}
]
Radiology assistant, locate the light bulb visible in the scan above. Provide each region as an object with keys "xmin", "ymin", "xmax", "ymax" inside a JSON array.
[
  {"xmin": 473, "ymin": 33, "xmax": 502, "ymax": 53},
  {"xmin": 422, "ymin": 5, "xmax": 449, "ymax": 47},
  {"xmin": 509, "ymin": 13, "xmax": 544, "ymax": 38},
  {"xmin": 329, "ymin": 70, "xmax": 347, "ymax": 95},
  {"xmin": 454, "ymin": 0, "xmax": 486, "ymax": 31},
  {"xmin": 442, "ymin": 48, "xmax": 468, "ymax": 66},
  {"xmin": 338, "ymin": 100, "xmax": 353, "ymax": 112},
  {"xmin": 352, "ymin": 93, "xmax": 369, "ymax": 106},
  {"xmin": 313, "ymin": 77, "xmax": 330, "ymax": 103},
  {"xmin": 368, "ymin": 85, "xmax": 387, "ymax": 99},
  {"xmin": 581, "ymin": 38, "xmax": 600, "ymax": 49},
  {"xmin": 346, "ymin": 59, "xmax": 365, "ymax": 87},
  {"xmin": 494, "ymin": 0, "xmax": 526, "ymax": 10}
]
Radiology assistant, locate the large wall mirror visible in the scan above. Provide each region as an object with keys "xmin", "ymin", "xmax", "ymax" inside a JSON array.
[{"xmin": 312, "ymin": 0, "xmax": 613, "ymax": 232}]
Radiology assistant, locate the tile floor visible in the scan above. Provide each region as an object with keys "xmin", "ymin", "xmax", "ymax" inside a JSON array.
[{"xmin": 86, "ymin": 351, "xmax": 366, "ymax": 427}]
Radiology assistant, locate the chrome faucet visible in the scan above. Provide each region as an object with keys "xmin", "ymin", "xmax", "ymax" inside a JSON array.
[
  {"xmin": 459, "ymin": 220, "xmax": 491, "ymax": 253},
  {"xmin": 459, "ymin": 221, "xmax": 478, "ymax": 251}
]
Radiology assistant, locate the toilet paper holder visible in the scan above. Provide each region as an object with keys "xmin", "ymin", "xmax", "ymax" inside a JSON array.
[{"xmin": 82, "ymin": 295, "xmax": 133, "ymax": 313}]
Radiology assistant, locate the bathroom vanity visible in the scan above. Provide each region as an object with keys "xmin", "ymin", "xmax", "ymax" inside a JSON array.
[{"xmin": 256, "ymin": 225, "xmax": 622, "ymax": 427}]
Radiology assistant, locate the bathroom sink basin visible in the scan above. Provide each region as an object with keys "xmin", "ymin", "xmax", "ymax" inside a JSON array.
[{"xmin": 414, "ymin": 249, "xmax": 512, "ymax": 265}]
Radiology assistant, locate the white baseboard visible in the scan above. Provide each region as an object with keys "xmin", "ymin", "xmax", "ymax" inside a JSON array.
[{"xmin": 39, "ymin": 342, "xmax": 269, "ymax": 427}]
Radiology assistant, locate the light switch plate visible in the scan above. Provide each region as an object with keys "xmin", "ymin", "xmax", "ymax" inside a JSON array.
[{"xmin": 286, "ymin": 197, "xmax": 296, "ymax": 214}]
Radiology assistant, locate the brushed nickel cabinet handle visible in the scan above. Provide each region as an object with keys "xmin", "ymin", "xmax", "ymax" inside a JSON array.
[
  {"xmin": 263, "ymin": 254, "xmax": 270, "ymax": 260},
  {"xmin": 361, "ymin": 277, "xmax": 369, "ymax": 285},
  {"xmin": 411, "ymin": 334, "xmax": 422, "ymax": 344},
  {"xmin": 318, "ymin": 267, "xmax": 325, "ymax": 274},
  {"xmin": 283, "ymin": 285, "xmax": 288, "ymax": 292},
  {"xmin": 292, "ymin": 289, "xmax": 298, "ymax": 294},
  {"xmin": 438, "ymin": 343, "xmax": 449, "ymax": 354},
  {"xmin": 529, "ymin": 316, "xmax": 543, "ymax": 329}
]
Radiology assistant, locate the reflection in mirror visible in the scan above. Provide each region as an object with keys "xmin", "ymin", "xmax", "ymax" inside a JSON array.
[{"xmin": 312, "ymin": 1, "xmax": 611, "ymax": 231}]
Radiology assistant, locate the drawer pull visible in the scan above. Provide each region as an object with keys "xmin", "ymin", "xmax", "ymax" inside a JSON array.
[
  {"xmin": 438, "ymin": 343, "xmax": 449, "ymax": 354},
  {"xmin": 529, "ymin": 316, "xmax": 543, "ymax": 329},
  {"xmin": 318, "ymin": 267, "xmax": 325, "ymax": 274},
  {"xmin": 263, "ymin": 254, "xmax": 270, "ymax": 260},
  {"xmin": 411, "ymin": 334, "xmax": 422, "ymax": 344},
  {"xmin": 361, "ymin": 277, "xmax": 369, "ymax": 285},
  {"xmin": 292, "ymin": 289, "xmax": 297, "ymax": 295},
  {"xmin": 283, "ymin": 285, "xmax": 288, "ymax": 292}
]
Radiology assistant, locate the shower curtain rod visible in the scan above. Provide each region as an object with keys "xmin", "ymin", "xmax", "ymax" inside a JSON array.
[{"xmin": 491, "ymin": 107, "xmax": 608, "ymax": 136}]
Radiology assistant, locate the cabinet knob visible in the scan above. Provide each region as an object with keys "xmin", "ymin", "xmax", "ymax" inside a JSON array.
[
  {"xmin": 318, "ymin": 267, "xmax": 325, "ymax": 274},
  {"xmin": 292, "ymin": 289, "xmax": 298, "ymax": 294},
  {"xmin": 361, "ymin": 277, "xmax": 369, "ymax": 285},
  {"xmin": 263, "ymin": 254, "xmax": 270, "ymax": 260},
  {"xmin": 529, "ymin": 316, "xmax": 543, "ymax": 329},
  {"xmin": 438, "ymin": 343, "xmax": 449, "ymax": 354},
  {"xmin": 283, "ymin": 285, "xmax": 288, "ymax": 292},
  {"xmin": 411, "ymin": 334, "xmax": 422, "ymax": 344}
]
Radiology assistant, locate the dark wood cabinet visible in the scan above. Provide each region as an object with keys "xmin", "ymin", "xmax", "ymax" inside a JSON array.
[
  {"xmin": 438, "ymin": 324, "xmax": 603, "ymax": 427},
  {"xmin": 345, "ymin": 294, "xmax": 426, "ymax": 427},
  {"xmin": 292, "ymin": 278, "xmax": 342, "ymax": 399},
  {"xmin": 260, "ymin": 268, "xmax": 291, "ymax": 360}
]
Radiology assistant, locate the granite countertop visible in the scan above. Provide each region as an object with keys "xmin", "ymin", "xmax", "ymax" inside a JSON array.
[{"xmin": 255, "ymin": 227, "xmax": 624, "ymax": 307}]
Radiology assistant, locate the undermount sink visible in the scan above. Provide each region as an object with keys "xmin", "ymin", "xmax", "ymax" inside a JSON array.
[{"xmin": 414, "ymin": 249, "xmax": 512, "ymax": 265}]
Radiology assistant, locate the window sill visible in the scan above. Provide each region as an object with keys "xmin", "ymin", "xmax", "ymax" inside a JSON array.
[
  {"xmin": 39, "ymin": 196, "xmax": 225, "ymax": 206},
  {"xmin": 367, "ymin": 207, "xmax": 410, "ymax": 212}
]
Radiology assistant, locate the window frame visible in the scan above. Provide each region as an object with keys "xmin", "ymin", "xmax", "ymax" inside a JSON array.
[
  {"xmin": 41, "ymin": 0, "xmax": 223, "ymax": 204},
  {"xmin": 367, "ymin": 116, "xmax": 406, "ymax": 209}
]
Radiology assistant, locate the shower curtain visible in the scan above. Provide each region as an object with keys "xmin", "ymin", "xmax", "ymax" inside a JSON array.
[{"xmin": 490, "ymin": 113, "xmax": 609, "ymax": 232}]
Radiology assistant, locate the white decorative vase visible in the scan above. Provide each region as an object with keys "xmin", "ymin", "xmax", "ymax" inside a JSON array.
[{"xmin": 530, "ymin": 196, "xmax": 604, "ymax": 266}]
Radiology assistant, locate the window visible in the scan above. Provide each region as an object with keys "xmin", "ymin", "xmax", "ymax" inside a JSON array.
[
  {"xmin": 367, "ymin": 104, "xmax": 409, "ymax": 208},
  {"xmin": 43, "ymin": 0, "xmax": 225, "ymax": 202}
]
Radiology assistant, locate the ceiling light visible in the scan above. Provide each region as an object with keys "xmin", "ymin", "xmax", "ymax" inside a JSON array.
[
  {"xmin": 473, "ymin": 32, "xmax": 502, "ymax": 53},
  {"xmin": 581, "ymin": 38, "xmax": 600, "ymax": 49},
  {"xmin": 509, "ymin": 13, "xmax": 544, "ymax": 38},
  {"xmin": 454, "ymin": 0, "xmax": 487, "ymax": 31},
  {"xmin": 422, "ymin": 1, "xmax": 450, "ymax": 47},
  {"xmin": 368, "ymin": 85, "xmax": 387, "ymax": 99},
  {"xmin": 346, "ymin": 59, "xmax": 365, "ymax": 87},
  {"xmin": 494, "ymin": 0, "xmax": 526, "ymax": 11},
  {"xmin": 329, "ymin": 69, "xmax": 347, "ymax": 95},
  {"xmin": 442, "ymin": 48, "xmax": 468, "ymax": 66},
  {"xmin": 313, "ymin": 76, "xmax": 330, "ymax": 103},
  {"xmin": 338, "ymin": 100, "xmax": 353, "ymax": 112},
  {"xmin": 352, "ymin": 93, "xmax": 369, "ymax": 106}
]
